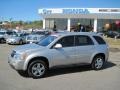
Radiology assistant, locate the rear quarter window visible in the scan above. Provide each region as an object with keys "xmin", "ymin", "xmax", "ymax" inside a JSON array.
[{"xmin": 93, "ymin": 36, "xmax": 106, "ymax": 44}]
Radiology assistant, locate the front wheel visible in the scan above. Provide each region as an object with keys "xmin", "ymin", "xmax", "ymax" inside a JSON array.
[
  {"xmin": 91, "ymin": 56, "xmax": 105, "ymax": 70},
  {"xmin": 28, "ymin": 60, "xmax": 47, "ymax": 79}
]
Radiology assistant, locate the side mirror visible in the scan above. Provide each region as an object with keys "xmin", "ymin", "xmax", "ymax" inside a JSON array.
[{"xmin": 54, "ymin": 44, "xmax": 62, "ymax": 49}]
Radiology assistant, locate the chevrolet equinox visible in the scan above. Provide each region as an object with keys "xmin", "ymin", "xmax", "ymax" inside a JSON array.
[{"xmin": 8, "ymin": 32, "xmax": 109, "ymax": 78}]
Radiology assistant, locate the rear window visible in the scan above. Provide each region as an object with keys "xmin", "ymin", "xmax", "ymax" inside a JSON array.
[
  {"xmin": 33, "ymin": 37, "xmax": 38, "ymax": 40},
  {"xmin": 27, "ymin": 36, "xmax": 32, "ymax": 40},
  {"xmin": 93, "ymin": 36, "xmax": 106, "ymax": 44},
  {"xmin": 0, "ymin": 32, "xmax": 5, "ymax": 35}
]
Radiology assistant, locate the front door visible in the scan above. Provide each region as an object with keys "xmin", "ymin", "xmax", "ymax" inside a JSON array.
[{"xmin": 50, "ymin": 36, "xmax": 76, "ymax": 66}]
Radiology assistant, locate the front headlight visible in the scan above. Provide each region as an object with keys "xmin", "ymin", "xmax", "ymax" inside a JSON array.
[
  {"xmin": 21, "ymin": 53, "xmax": 28, "ymax": 60},
  {"xmin": 14, "ymin": 53, "xmax": 21, "ymax": 60},
  {"xmin": 14, "ymin": 52, "xmax": 28, "ymax": 60}
]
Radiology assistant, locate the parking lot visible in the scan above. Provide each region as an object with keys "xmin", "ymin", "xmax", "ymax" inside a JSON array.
[{"xmin": 0, "ymin": 44, "xmax": 120, "ymax": 90}]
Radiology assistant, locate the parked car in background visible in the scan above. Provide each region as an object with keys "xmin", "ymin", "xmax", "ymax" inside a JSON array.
[
  {"xmin": 6, "ymin": 33, "xmax": 27, "ymax": 45},
  {"xmin": 0, "ymin": 30, "xmax": 17, "ymax": 43},
  {"xmin": 0, "ymin": 30, "xmax": 6, "ymax": 43},
  {"xmin": 105, "ymin": 31, "xmax": 120, "ymax": 38},
  {"xmin": 32, "ymin": 29, "xmax": 51, "ymax": 35},
  {"xmin": 8, "ymin": 32, "xmax": 109, "ymax": 78},
  {"xmin": 26, "ymin": 34, "xmax": 45, "ymax": 44}
]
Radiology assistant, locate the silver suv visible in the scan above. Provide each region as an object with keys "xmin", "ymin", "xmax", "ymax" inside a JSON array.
[{"xmin": 8, "ymin": 32, "xmax": 109, "ymax": 78}]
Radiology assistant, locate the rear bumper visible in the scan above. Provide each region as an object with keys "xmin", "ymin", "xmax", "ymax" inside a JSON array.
[{"xmin": 7, "ymin": 40, "xmax": 19, "ymax": 44}]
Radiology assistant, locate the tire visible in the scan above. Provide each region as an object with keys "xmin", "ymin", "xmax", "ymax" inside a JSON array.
[
  {"xmin": 0, "ymin": 38, "xmax": 5, "ymax": 43},
  {"xmin": 18, "ymin": 70, "xmax": 28, "ymax": 77},
  {"xmin": 91, "ymin": 56, "xmax": 105, "ymax": 70},
  {"xmin": 19, "ymin": 40, "xmax": 23, "ymax": 45},
  {"xmin": 28, "ymin": 60, "xmax": 47, "ymax": 79}
]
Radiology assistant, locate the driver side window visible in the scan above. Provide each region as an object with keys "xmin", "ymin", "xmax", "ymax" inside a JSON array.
[{"xmin": 56, "ymin": 36, "xmax": 74, "ymax": 48}]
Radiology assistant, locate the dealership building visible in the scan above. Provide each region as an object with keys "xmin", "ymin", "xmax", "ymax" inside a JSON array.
[{"xmin": 38, "ymin": 8, "xmax": 120, "ymax": 32}]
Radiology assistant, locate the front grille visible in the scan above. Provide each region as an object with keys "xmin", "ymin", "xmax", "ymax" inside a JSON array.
[{"xmin": 11, "ymin": 51, "xmax": 16, "ymax": 57}]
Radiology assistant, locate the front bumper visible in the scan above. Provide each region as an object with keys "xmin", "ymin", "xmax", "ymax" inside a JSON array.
[{"xmin": 8, "ymin": 55, "xmax": 25, "ymax": 70}]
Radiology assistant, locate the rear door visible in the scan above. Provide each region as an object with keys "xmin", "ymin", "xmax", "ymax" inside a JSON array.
[{"xmin": 74, "ymin": 35, "xmax": 95, "ymax": 64}]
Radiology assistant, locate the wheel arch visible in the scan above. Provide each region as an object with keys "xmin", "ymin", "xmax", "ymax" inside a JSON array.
[
  {"xmin": 25, "ymin": 56, "xmax": 49, "ymax": 70},
  {"xmin": 92, "ymin": 53, "xmax": 105, "ymax": 63}
]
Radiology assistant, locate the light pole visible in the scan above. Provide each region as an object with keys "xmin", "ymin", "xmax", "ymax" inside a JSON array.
[
  {"xmin": 0, "ymin": 17, "xmax": 4, "ymax": 29},
  {"xmin": 9, "ymin": 18, "xmax": 12, "ymax": 30}
]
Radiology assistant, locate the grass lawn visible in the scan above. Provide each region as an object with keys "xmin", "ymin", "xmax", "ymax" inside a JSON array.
[{"xmin": 104, "ymin": 37, "xmax": 120, "ymax": 49}]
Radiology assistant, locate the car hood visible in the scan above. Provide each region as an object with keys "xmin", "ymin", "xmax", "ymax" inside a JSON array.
[{"xmin": 13, "ymin": 43, "xmax": 46, "ymax": 53}]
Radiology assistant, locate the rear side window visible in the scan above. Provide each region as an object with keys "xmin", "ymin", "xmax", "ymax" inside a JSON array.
[
  {"xmin": 93, "ymin": 36, "xmax": 106, "ymax": 44},
  {"xmin": 75, "ymin": 35, "xmax": 94, "ymax": 46}
]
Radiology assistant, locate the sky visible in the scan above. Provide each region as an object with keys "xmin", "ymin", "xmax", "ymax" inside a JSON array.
[{"xmin": 0, "ymin": 0, "xmax": 120, "ymax": 21}]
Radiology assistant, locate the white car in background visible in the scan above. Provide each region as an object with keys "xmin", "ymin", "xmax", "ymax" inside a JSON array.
[
  {"xmin": 6, "ymin": 33, "xmax": 27, "ymax": 45},
  {"xmin": 0, "ymin": 30, "xmax": 17, "ymax": 43},
  {"xmin": 26, "ymin": 34, "xmax": 45, "ymax": 44}
]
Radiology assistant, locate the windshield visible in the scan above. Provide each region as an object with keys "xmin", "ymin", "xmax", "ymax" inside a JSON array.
[{"xmin": 37, "ymin": 35, "xmax": 57, "ymax": 46}]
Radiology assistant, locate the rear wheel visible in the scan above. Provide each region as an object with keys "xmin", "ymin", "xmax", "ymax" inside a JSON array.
[
  {"xmin": 91, "ymin": 56, "xmax": 105, "ymax": 70},
  {"xmin": 28, "ymin": 60, "xmax": 47, "ymax": 78},
  {"xmin": 19, "ymin": 40, "xmax": 23, "ymax": 45},
  {"xmin": 0, "ymin": 38, "xmax": 5, "ymax": 43}
]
